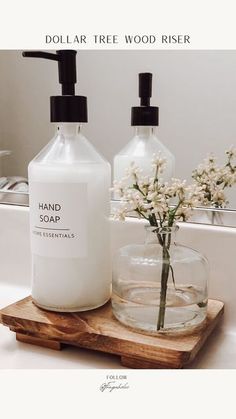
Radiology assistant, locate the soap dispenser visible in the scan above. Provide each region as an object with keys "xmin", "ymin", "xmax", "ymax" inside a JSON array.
[
  {"xmin": 113, "ymin": 73, "xmax": 175, "ymax": 185},
  {"xmin": 23, "ymin": 50, "xmax": 111, "ymax": 312}
]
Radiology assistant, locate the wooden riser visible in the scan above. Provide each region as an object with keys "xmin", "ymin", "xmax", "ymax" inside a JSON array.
[{"xmin": 0, "ymin": 297, "xmax": 224, "ymax": 369}]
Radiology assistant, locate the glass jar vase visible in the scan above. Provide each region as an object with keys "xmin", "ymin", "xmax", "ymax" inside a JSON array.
[{"xmin": 112, "ymin": 225, "xmax": 209, "ymax": 333}]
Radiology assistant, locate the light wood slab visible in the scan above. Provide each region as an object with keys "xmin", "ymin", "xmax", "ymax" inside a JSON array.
[{"xmin": 0, "ymin": 297, "xmax": 224, "ymax": 369}]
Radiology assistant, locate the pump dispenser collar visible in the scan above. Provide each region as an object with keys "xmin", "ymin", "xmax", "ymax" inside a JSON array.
[
  {"xmin": 22, "ymin": 50, "xmax": 88, "ymax": 123},
  {"xmin": 131, "ymin": 72, "xmax": 159, "ymax": 126}
]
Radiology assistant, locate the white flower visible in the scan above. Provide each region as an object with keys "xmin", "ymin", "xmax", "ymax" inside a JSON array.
[
  {"xmin": 226, "ymin": 146, "xmax": 236, "ymax": 159},
  {"xmin": 175, "ymin": 207, "xmax": 192, "ymax": 221},
  {"xmin": 113, "ymin": 204, "xmax": 130, "ymax": 221},
  {"xmin": 192, "ymin": 147, "xmax": 236, "ymax": 208},
  {"xmin": 151, "ymin": 153, "xmax": 167, "ymax": 174},
  {"xmin": 125, "ymin": 161, "xmax": 142, "ymax": 181},
  {"xmin": 165, "ymin": 179, "xmax": 187, "ymax": 200},
  {"xmin": 112, "ymin": 179, "xmax": 128, "ymax": 198},
  {"xmin": 211, "ymin": 187, "xmax": 228, "ymax": 208},
  {"xmin": 112, "ymin": 160, "xmax": 200, "ymax": 226}
]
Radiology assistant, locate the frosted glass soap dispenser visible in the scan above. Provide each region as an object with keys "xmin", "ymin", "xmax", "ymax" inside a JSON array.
[
  {"xmin": 23, "ymin": 50, "xmax": 111, "ymax": 312},
  {"xmin": 114, "ymin": 73, "xmax": 175, "ymax": 184}
]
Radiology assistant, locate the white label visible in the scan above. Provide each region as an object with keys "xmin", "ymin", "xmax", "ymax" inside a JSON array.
[{"xmin": 29, "ymin": 182, "xmax": 88, "ymax": 258}]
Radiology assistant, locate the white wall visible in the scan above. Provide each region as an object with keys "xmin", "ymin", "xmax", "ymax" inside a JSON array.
[{"xmin": 0, "ymin": 50, "xmax": 236, "ymax": 205}]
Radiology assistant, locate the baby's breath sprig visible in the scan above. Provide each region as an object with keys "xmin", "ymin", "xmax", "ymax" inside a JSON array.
[
  {"xmin": 111, "ymin": 154, "xmax": 205, "ymax": 331},
  {"xmin": 192, "ymin": 147, "xmax": 236, "ymax": 208},
  {"xmin": 112, "ymin": 153, "xmax": 204, "ymax": 228}
]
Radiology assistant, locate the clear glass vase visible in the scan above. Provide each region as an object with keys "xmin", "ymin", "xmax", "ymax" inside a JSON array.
[{"xmin": 112, "ymin": 225, "xmax": 209, "ymax": 333}]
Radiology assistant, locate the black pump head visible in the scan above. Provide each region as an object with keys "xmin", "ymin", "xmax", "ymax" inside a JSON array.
[
  {"xmin": 22, "ymin": 50, "xmax": 88, "ymax": 123},
  {"xmin": 131, "ymin": 72, "xmax": 159, "ymax": 126},
  {"xmin": 139, "ymin": 73, "xmax": 152, "ymax": 106}
]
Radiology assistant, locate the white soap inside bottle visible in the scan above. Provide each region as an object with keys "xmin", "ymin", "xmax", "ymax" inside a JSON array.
[
  {"xmin": 23, "ymin": 49, "xmax": 112, "ymax": 312},
  {"xmin": 29, "ymin": 123, "xmax": 111, "ymax": 312}
]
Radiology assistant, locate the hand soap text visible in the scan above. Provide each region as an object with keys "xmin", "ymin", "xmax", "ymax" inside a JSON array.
[{"xmin": 38, "ymin": 203, "xmax": 61, "ymax": 223}]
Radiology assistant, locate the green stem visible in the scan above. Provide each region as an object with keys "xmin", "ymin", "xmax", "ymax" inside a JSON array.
[{"xmin": 157, "ymin": 235, "xmax": 171, "ymax": 331}]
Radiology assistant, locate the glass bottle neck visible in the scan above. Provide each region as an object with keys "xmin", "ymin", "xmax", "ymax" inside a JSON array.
[
  {"xmin": 134, "ymin": 126, "xmax": 157, "ymax": 137},
  {"xmin": 145, "ymin": 226, "xmax": 178, "ymax": 246},
  {"xmin": 56, "ymin": 123, "xmax": 83, "ymax": 136}
]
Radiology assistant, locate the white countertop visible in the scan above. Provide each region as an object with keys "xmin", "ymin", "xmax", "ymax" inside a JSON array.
[{"xmin": 0, "ymin": 283, "xmax": 235, "ymax": 369}]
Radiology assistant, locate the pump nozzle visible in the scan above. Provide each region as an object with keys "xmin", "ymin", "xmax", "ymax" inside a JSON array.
[
  {"xmin": 131, "ymin": 72, "xmax": 158, "ymax": 126},
  {"xmin": 22, "ymin": 50, "xmax": 77, "ymax": 95},
  {"xmin": 139, "ymin": 73, "xmax": 152, "ymax": 106},
  {"xmin": 22, "ymin": 49, "xmax": 88, "ymax": 123}
]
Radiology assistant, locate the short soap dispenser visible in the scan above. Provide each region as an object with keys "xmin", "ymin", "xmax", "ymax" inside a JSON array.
[
  {"xmin": 113, "ymin": 73, "xmax": 175, "ymax": 184},
  {"xmin": 23, "ymin": 50, "xmax": 111, "ymax": 312}
]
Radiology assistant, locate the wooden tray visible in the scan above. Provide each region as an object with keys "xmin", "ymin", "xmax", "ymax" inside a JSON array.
[{"xmin": 0, "ymin": 297, "xmax": 224, "ymax": 369}]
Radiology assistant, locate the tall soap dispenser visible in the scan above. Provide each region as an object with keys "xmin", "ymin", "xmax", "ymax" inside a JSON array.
[
  {"xmin": 114, "ymin": 73, "xmax": 175, "ymax": 184},
  {"xmin": 23, "ymin": 50, "xmax": 111, "ymax": 312}
]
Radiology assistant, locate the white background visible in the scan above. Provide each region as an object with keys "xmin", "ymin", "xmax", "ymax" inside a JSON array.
[{"xmin": 0, "ymin": 0, "xmax": 235, "ymax": 50}]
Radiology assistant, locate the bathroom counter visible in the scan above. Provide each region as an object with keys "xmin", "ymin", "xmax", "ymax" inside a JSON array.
[
  {"xmin": 0, "ymin": 283, "xmax": 235, "ymax": 369},
  {"xmin": 0, "ymin": 206, "xmax": 236, "ymax": 369}
]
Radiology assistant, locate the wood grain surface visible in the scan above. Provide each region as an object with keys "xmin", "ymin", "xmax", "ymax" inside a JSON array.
[{"xmin": 0, "ymin": 297, "xmax": 224, "ymax": 368}]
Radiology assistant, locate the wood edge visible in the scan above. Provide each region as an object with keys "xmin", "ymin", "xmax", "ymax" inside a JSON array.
[
  {"xmin": 121, "ymin": 355, "xmax": 183, "ymax": 369},
  {"xmin": 0, "ymin": 313, "xmax": 51, "ymax": 334},
  {"xmin": 0, "ymin": 296, "xmax": 225, "ymax": 369},
  {"xmin": 0, "ymin": 310, "xmax": 192, "ymax": 364},
  {"xmin": 185, "ymin": 301, "xmax": 224, "ymax": 365},
  {"xmin": 7, "ymin": 321, "xmax": 188, "ymax": 366},
  {"xmin": 0, "ymin": 296, "xmax": 32, "ymax": 322},
  {"xmin": 16, "ymin": 333, "xmax": 62, "ymax": 350},
  {"xmin": 62, "ymin": 333, "xmax": 190, "ymax": 367},
  {"xmin": 208, "ymin": 299, "xmax": 224, "ymax": 311}
]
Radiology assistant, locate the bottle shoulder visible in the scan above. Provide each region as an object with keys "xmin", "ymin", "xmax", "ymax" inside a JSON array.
[
  {"xmin": 30, "ymin": 131, "xmax": 109, "ymax": 167},
  {"xmin": 114, "ymin": 133, "xmax": 174, "ymax": 160}
]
